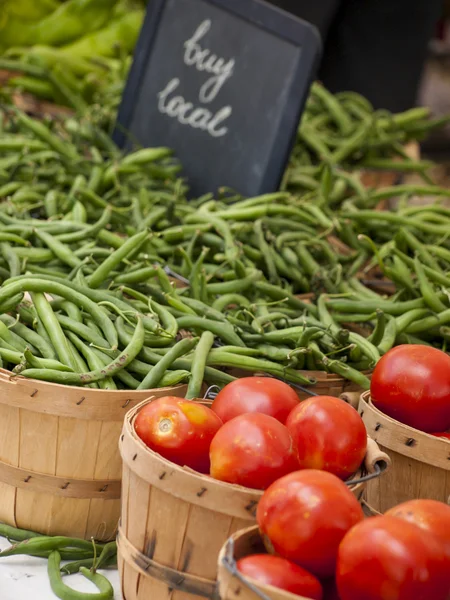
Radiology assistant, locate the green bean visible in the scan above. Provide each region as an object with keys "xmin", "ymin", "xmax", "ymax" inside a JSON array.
[
  {"xmin": 185, "ymin": 331, "xmax": 215, "ymax": 399},
  {"xmin": 343, "ymin": 209, "xmax": 450, "ymax": 236},
  {"xmin": 176, "ymin": 315, "xmax": 245, "ymax": 347},
  {"xmin": 190, "ymin": 247, "xmax": 209, "ymax": 300},
  {"xmin": 0, "ymin": 535, "xmax": 103, "ymax": 557},
  {"xmin": 394, "ymin": 308, "xmax": 431, "ymax": 335},
  {"xmin": 206, "ymin": 270, "xmax": 263, "ymax": 295},
  {"xmin": 59, "ymin": 301, "xmax": 82, "ymax": 323},
  {"xmin": 405, "ymin": 309, "xmax": 450, "ymax": 335},
  {"xmin": 326, "ymin": 297, "xmax": 426, "ymax": 315},
  {"xmin": 348, "ymin": 332, "xmax": 380, "ymax": 364},
  {"xmin": 254, "ymin": 219, "xmax": 279, "ymax": 283},
  {"xmin": 186, "ymin": 212, "xmax": 239, "ymax": 263},
  {"xmin": 115, "ymin": 266, "xmax": 158, "ymax": 285},
  {"xmin": 48, "ymin": 551, "xmax": 113, "ymax": 600},
  {"xmin": 44, "ymin": 190, "xmax": 59, "ymax": 218},
  {"xmin": 0, "ymin": 243, "xmax": 18, "ymax": 279},
  {"xmin": 56, "ymin": 207, "xmax": 112, "ymax": 244},
  {"xmin": 21, "ymin": 317, "xmax": 144, "ymax": 385},
  {"xmin": 254, "ymin": 281, "xmax": 318, "ymax": 316},
  {"xmin": 12, "ymin": 108, "xmax": 79, "ymax": 160},
  {"xmin": 393, "ymin": 249, "xmax": 450, "ymax": 288},
  {"xmin": 55, "ymin": 315, "xmax": 109, "ymax": 348},
  {"xmin": 137, "ymin": 337, "xmax": 197, "ymax": 390},
  {"xmin": 67, "ymin": 333, "xmax": 117, "ymax": 390},
  {"xmin": 0, "ymin": 233, "xmax": 29, "ymax": 246},
  {"xmin": 212, "ymin": 294, "xmax": 250, "ymax": 311},
  {"xmin": 0, "ymin": 293, "xmax": 24, "ymax": 315},
  {"xmin": 0, "ymin": 522, "xmax": 44, "ymax": 542},
  {"xmin": 309, "ymin": 342, "xmax": 371, "ymax": 389},
  {"xmin": 23, "ymin": 349, "xmax": 75, "ymax": 372},
  {"xmin": 158, "ymin": 369, "xmax": 191, "ymax": 386},
  {"xmin": 88, "ymin": 230, "xmax": 149, "ymax": 288},
  {"xmin": 413, "ymin": 256, "xmax": 447, "ymax": 313},
  {"xmin": 0, "ymin": 346, "xmax": 23, "ymax": 364},
  {"xmin": 30, "ymin": 292, "xmax": 77, "ymax": 369},
  {"xmin": 367, "ymin": 311, "xmax": 386, "ymax": 346},
  {"xmin": 181, "ymin": 297, "xmax": 228, "ymax": 322},
  {"xmin": 378, "ymin": 316, "xmax": 398, "ymax": 355},
  {"xmin": 34, "ymin": 229, "xmax": 82, "ymax": 269},
  {"xmin": 2, "ymin": 278, "xmax": 118, "ymax": 349},
  {"xmin": 13, "ymin": 247, "xmax": 54, "ymax": 263},
  {"xmin": 311, "ymin": 82, "xmax": 353, "ymax": 134},
  {"xmin": 206, "ymin": 350, "xmax": 316, "ymax": 385}
]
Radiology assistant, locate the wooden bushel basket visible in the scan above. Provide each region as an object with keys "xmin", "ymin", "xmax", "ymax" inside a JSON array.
[
  {"xmin": 0, "ymin": 368, "xmax": 187, "ymax": 541},
  {"xmin": 117, "ymin": 400, "xmax": 389, "ymax": 600},
  {"xmin": 217, "ymin": 526, "xmax": 312, "ymax": 600},
  {"xmin": 359, "ymin": 390, "xmax": 450, "ymax": 512}
]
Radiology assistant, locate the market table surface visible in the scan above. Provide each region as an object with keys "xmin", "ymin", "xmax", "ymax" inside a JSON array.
[{"xmin": 0, "ymin": 537, "xmax": 121, "ymax": 599}]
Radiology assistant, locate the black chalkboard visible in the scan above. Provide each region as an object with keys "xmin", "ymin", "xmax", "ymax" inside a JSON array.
[{"xmin": 114, "ymin": 0, "xmax": 321, "ymax": 197}]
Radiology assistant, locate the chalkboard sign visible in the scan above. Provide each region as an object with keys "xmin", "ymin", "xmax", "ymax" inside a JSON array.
[{"xmin": 114, "ymin": 0, "xmax": 321, "ymax": 197}]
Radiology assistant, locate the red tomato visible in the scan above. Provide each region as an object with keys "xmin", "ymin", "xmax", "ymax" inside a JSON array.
[
  {"xmin": 211, "ymin": 377, "xmax": 299, "ymax": 424},
  {"xmin": 386, "ymin": 499, "xmax": 450, "ymax": 562},
  {"xmin": 336, "ymin": 516, "xmax": 450, "ymax": 600},
  {"xmin": 257, "ymin": 470, "xmax": 364, "ymax": 578},
  {"xmin": 286, "ymin": 396, "xmax": 367, "ymax": 480},
  {"xmin": 370, "ymin": 345, "xmax": 450, "ymax": 432},
  {"xmin": 209, "ymin": 413, "xmax": 297, "ymax": 490},
  {"xmin": 237, "ymin": 554, "xmax": 323, "ymax": 600},
  {"xmin": 134, "ymin": 397, "xmax": 223, "ymax": 473},
  {"xmin": 433, "ymin": 432, "xmax": 450, "ymax": 440}
]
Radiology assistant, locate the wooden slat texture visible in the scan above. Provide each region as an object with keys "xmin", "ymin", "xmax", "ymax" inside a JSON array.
[
  {"xmin": 360, "ymin": 392, "xmax": 450, "ymax": 511},
  {"xmin": 0, "ymin": 373, "xmax": 187, "ymax": 540}
]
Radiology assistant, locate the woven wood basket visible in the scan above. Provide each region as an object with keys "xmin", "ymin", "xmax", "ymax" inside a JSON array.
[
  {"xmin": 0, "ymin": 368, "xmax": 187, "ymax": 541},
  {"xmin": 217, "ymin": 526, "xmax": 313, "ymax": 600},
  {"xmin": 117, "ymin": 399, "xmax": 389, "ymax": 600},
  {"xmin": 359, "ymin": 391, "xmax": 450, "ymax": 512}
]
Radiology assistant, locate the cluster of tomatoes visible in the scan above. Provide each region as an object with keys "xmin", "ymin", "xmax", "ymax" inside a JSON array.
[
  {"xmin": 245, "ymin": 488, "xmax": 450, "ymax": 600},
  {"xmin": 370, "ymin": 344, "xmax": 450, "ymax": 435},
  {"xmin": 134, "ymin": 377, "xmax": 368, "ymax": 488},
  {"xmin": 133, "ymin": 344, "xmax": 450, "ymax": 600}
]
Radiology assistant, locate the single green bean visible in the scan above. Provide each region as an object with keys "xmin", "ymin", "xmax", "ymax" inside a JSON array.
[
  {"xmin": 185, "ymin": 331, "xmax": 215, "ymax": 399},
  {"xmin": 137, "ymin": 337, "xmax": 198, "ymax": 390}
]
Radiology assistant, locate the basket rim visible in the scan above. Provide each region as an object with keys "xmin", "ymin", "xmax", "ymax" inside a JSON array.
[
  {"xmin": 0, "ymin": 367, "xmax": 185, "ymax": 396},
  {"xmin": 0, "ymin": 367, "xmax": 188, "ymax": 420},
  {"xmin": 217, "ymin": 525, "xmax": 312, "ymax": 600},
  {"xmin": 360, "ymin": 391, "xmax": 450, "ymax": 470},
  {"xmin": 120, "ymin": 399, "xmax": 369, "ymax": 518}
]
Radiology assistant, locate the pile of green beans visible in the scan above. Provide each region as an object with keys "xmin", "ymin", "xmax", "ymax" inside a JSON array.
[
  {"xmin": 0, "ymin": 104, "xmax": 448, "ymax": 393},
  {"xmin": 286, "ymin": 82, "xmax": 450, "ymax": 192},
  {"xmin": 0, "ymin": 523, "xmax": 116, "ymax": 599}
]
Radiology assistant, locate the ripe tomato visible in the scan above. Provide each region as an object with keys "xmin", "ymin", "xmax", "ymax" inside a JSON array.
[
  {"xmin": 386, "ymin": 499, "xmax": 450, "ymax": 562},
  {"xmin": 433, "ymin": 432, "xmax": 450, "ymax": 440},
  {"xmin": 286, "ymin": 396, "xmax": 367, "ymax": 480},
  {"xmin": 209, "ymin": 413, "xmax": 297, "ymax": 490},
  {"xmin": 211, "ymin": 377, "xmax": 299, "ymax": 424},
  {"xmin": 257, "ymin": 470, "xmax": 364, "ymax": 578},
  {"xmin": 134, "ymin": 397, "xmax": 223, "ymax": 473},
  {"xmin": 237, "ymin": 554, "xmax": 323, "ymax": 600},
  {"xmin": 370, "ymin": 345, "xmax": 450, "ymax": 432},
  {"xmin": 336, "ymin": 516, "xmax": 450, "ymax": 600}
]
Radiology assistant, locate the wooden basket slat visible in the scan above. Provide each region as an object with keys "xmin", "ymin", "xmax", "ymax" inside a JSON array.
[
  {"xmin": 360, "ymin": 391, "xmax": 450, "ymax": 511},
  {"xmin": 0, "ymin": 369, "xmax": 187, "ymax": 540}
]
